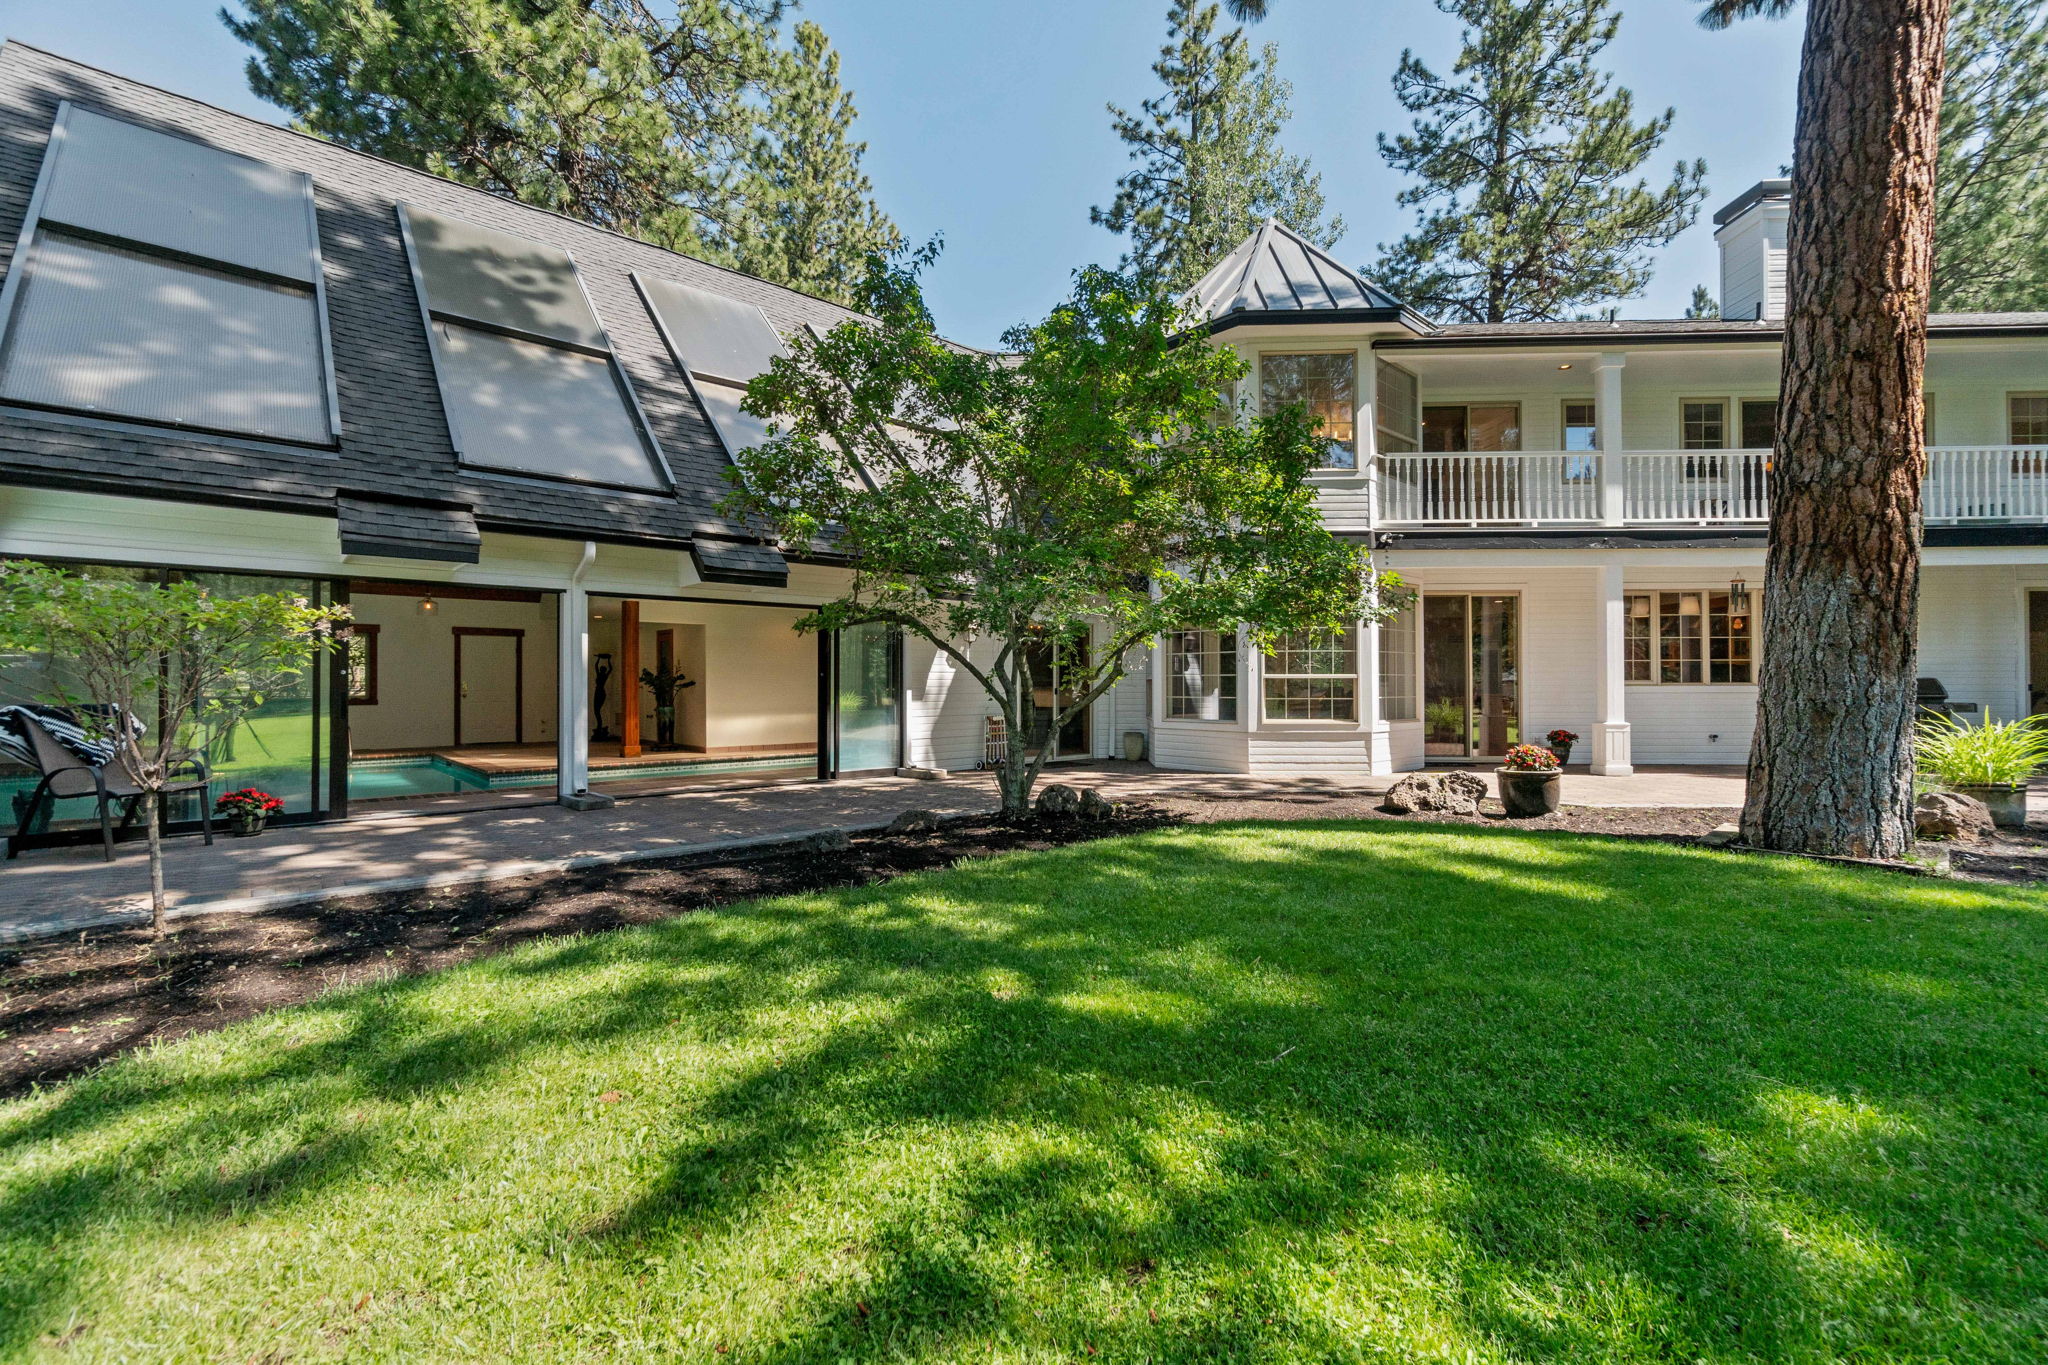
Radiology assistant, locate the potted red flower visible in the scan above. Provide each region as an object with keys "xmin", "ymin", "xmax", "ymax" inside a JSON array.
[
  {"xmin": 1546, "ymin": 728, "xmax": 1579, "ymax": 767},
  {"xmin": 1498, "ymin": 743, "xmax": 1563, "ymax": 818},
  {"xmin": 214, "ymin": 787, "xmax": 285, "ymax": 837}
]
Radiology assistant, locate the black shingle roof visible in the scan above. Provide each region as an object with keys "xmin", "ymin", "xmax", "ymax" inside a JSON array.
[{"xmin": 0, "ymin": 42, "xmax": 885, "ymax": 582}]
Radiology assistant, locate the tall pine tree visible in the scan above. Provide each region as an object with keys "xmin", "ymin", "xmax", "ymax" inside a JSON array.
[
  {"xmin": 1373, "ymin": 0, "xmax": 1706, "ymax": 323},
  {"xmin": 1092, "ymin": 0, "xmax": 1341, "ymax": 294},
  {"xmin": 1933, "ymin": 0, "xmax": 2048, "ymax": 311},
  {"xmin": 726, "ymin": 22, "xmax": 902, "ymax": 306},
  {"xmin": 224, "ymin": 0, "xmax": 895, "ymax": 302}
]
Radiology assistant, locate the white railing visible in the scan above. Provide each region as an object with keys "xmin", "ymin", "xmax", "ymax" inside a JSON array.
[
  {"xmin": 1375, "ymin": 445, "xmax": 2048, "ymax": 527},
  {"xmin": 1623, "ymin": 450, "xmax": 1771, "ymax": 523},
  {"xmin": 1924, "ymin": 446, "xmax": 2048, "ymax": 523},
  {"xmin": 1377, "ymin": 452, "xmax": 1602, "ymax": 525}
]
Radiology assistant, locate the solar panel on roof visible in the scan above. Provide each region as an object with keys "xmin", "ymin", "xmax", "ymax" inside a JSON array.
[
  {"xmin": 637, "ymin": 275, "xmax": 785, "ymax": 385},
  {"xmin": 402, "ymin": 206, "xmax": 607, "ymax": 350},
  {"xmin": 38, "ymin": 106, "xmax": 317, "ymax": 284}
]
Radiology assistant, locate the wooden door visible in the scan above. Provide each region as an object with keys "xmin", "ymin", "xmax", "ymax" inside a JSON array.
[{"xmin": 453, "ymin": 628, "xmax": 524, "ymax": 746}]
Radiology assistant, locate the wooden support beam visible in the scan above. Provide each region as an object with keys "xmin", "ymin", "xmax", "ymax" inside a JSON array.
[{"xmin": 620, "ymin": 598, "xmax": 642, "ymax": 757}]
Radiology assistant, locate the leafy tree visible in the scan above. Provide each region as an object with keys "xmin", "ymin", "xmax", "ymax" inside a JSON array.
[
  {"xmin": 726, "ymin": 21, "xmax": 902, "ymax": 306},
  {"xmin": 1373, "ymin": 0, "xmax": 1707, "ymax": 323},
  {"xmin": 724, "ymin": 250, "xmax": 1390, "ymax": 817},
  {"xmin": 1701, "ymin": 0, "xmax": 1952, "ymax": 858},
  {"xmin": 0, "ymin": 566, "xmax": 348, "ymax": 935},
  {"xmin": 1092, "ymin": 0, "xmax": 1341, "ymax": 294},
  {"xmin": 1933, "ymin": 0, "xmax": 2048, "ymax": 311},
  {"xmin": 1685, "ymin": 284, "xmax": 1721, "ymax": 319},
  {"xmin": 224, "ymin": 0, "xmax": 894, "ymax": 300}
]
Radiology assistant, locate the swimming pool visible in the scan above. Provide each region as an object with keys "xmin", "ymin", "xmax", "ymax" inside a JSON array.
[{"xmin": 345, "ymin": 753, "xmax": 815, "ymax": 803}]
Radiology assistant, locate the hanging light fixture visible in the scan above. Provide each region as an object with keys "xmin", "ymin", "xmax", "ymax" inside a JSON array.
[{"xmin": 417, "ymin": 591, "xmax": 439, "ymax": 616}]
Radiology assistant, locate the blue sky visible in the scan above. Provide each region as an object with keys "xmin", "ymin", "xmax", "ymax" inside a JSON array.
[{"xmin": 4, "ymin": 0, "xmax": 1804, "ymax": 348}]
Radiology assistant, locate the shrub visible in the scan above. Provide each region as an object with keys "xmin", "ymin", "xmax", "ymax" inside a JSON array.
[
  {"xmin": 1502, "ymin": 742, "xmax": 1561, "ymax": 772},
  {"xmin": 1916, "ymin": 711, "xmax": 2048, "ymax": 789}
]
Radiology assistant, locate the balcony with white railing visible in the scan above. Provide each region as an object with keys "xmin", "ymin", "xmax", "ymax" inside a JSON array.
[{"xmin": 1373, "ymin": 446, "xmax": 2048, "ymax": 528}]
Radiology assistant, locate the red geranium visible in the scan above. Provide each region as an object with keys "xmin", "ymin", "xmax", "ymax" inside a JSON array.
[
  {"xmin": 215, "ymin": 788, "xmax": 285, "ymax": 817},
  {"xmin": 1546, "ymin": 729, "xmax": 1579, "ymax": 746}
]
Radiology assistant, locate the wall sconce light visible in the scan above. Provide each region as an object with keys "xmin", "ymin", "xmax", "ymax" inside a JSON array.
[
  {"xmin": 417, "ymin": 591, "xmax": 439, "ymax": 616},
  {"xmin": 1556, "ymin": 363, "xmax": 1573, "ymax": 371}
]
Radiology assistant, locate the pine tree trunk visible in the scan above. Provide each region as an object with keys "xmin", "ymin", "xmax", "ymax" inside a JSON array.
[
  {"xmin": 1741, "ymin": 0, "xmax": 1951, "ymax": 858},
  {"xmin": 144, "ymin": 788, "xmax": 167, "ymax": 937}
]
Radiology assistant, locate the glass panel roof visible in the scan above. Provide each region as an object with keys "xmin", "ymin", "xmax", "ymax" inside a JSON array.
[
  {"xmin": 432, "ymin": 320, "xmax": 664, "ymax": 488},
  {"xmin": 690, "ymin": 378, "xmax": 775, "ymax": 456},
  {"xmin": 39, "ymin": 106, "xmax": 316, "ymax": 283},
  {"xmin": 638, "ymin": 275, "xmax": 785, "ymax": 385},
  {"xmin": 0, "ymin": 233, "xmax": 328, "ymax": 442},
  {"xmin": 405, "ymin": 207, "xmax": 607, "ymax": 350}
]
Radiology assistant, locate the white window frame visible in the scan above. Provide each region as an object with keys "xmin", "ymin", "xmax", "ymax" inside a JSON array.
[
  {"xmin": 1165, "ymin": 629, "xmax": 1239, "ymax": 723},
  {"xmin": 1377, "ymin": 605, "xmax": 1418, "ymax": 722},
  {"xmin": 1374, "ymin": 357, "xmax": 1420, "ymax": 455},
  {"xmin": 1624, "ymin": 589, "xmax": 1758, "ymax": 686},
  {"xmin": 1262, "ymin": 627, "xmax": 1359, "ymax": 723},
  {"xmin": 1259, "ymin": 349, "xmax": 1359, "ymax": 471}
]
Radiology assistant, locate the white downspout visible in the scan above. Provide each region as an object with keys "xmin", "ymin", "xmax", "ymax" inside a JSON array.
[{"xmin": 557, "ymin": 541, "xmax": 596, "ymax": 800}]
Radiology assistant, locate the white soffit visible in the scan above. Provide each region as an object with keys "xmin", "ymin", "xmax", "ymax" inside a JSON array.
[
  {"xmin": 403, "ymin": 206, "xmax": 607, "ymax": 350},
  {"xmin": 637, "ymin": 275, "xmax": 785, "ymax": 386},
  {"xmin": 39, "ymin": 105, "xmax": 317, "ymax": 283}
]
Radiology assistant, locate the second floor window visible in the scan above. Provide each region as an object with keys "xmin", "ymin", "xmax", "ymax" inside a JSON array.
[
  {"xmin": 1682, "ymin": 400, "xmax": 1728, "ymax": 451},
  {"xmin": 1740, "ymin": 399, "xmax": 1779, "ymax": 451},
  {"xmin": 2012, "ymin": 394, "xmax": 2048, "ymax": 446},
  {"xmin": 1261, "ymin": 353, "xmax": 1357, "ymax": 470},
  {"xmin": 1561, "ymin": 401, "xmax": 1598, "ymax": 482},
  {"xmin": 1264, "ymin": 628, "xmax": 1358, "ymax": 721}
]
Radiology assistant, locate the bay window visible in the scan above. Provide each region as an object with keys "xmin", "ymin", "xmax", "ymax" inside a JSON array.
[
  {"xmin": 1167, "ymin": 630, "xmax": 1238, "ymax": 721},
  {"xmin": 1263, "ymin": 628, "xmax": 1358, "ymax": 721},
  {"xmin": 1261, "ymin": 352, "xmax": 1357, "ymax": 469}
]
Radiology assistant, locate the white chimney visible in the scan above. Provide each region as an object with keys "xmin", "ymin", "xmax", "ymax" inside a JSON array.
[{"xmin": 1712, "ymin": 179, "xmax": 1791, "ymax": 321}]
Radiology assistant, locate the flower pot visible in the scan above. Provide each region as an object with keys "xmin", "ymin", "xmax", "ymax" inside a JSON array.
[
  {"xmin": 1496, "ymin": 768, "xmax": 1562, "ymax": 818},
  {"xmin": 231, "ymin": 814, "xmax": 266, "ymax": 838},
  {"xmin": 1548, "ymin": 743, "xmax": 1573, "ymax": 768},
  {"xmin": 1950, "ymin": 784, "xmax": 2028, "ymax": 828}
]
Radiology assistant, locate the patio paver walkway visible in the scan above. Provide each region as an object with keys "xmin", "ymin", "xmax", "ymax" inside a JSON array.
[{"xmin": 1, "ymin": 763, "xmax": 1750, "ymax": 942}]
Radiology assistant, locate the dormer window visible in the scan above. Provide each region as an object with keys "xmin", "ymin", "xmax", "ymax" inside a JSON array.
[
  {"xmin": 0, "ymin": 104, "xmax": 338, "ymax": 444},
  {"xmin": 398, "ymin": 205, "xmax": 670, "ymax": 490}
]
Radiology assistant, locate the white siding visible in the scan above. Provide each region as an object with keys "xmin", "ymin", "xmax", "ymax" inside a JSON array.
[
  {"xmin": 1153, "ymin": 720, "xmax": 1249, "ymax": 772},
  {"xmin": 903, "ymin": 634, "xmax": 996, "ymax": 772},
  {"xmin": 1920, "ymin": 564, "xmax": 2024, "ymax": 721},
  {"xmin": 1244, "ymin": 730, "xmax": 1375, "ymax": 778}
]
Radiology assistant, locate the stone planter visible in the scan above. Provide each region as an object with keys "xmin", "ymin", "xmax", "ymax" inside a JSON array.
[
  {"xmin": 1547, "ymin": 742, "xmax": 1573, "ymax": 768},
  {"xmin": 1949, "ymin": 784, "xmax": 2028, "ymax": 828},
  {"xmin": 1496, "ymin": 768, "xmax": 1562, "ymax": 818}
]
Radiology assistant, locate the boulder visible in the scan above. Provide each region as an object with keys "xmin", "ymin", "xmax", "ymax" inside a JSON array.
[
  {"xmin": 1914, "ymin": 790, "xmax": 1994, "ymax": 843},
  {"xmin": 796, "ymin": 829, "xmax": 853, "ymax": 855},
  {"xmin": 1036, "ymin": 783, "xmax": 1082, "ymax": 818},
  {"xmin": 1381, "ymin": 771, "xmax": 1489, "ymax": 816},
  {"xmin": 1699, "ymin": 822, "xmax": 1742, "ymax": 848},
  {"xmin": 887, "ymin": 808, "xmax": 943, "ymax": 834},
  {"xmin": 1077, "ymin": 788, "xmax": 1116, "ymax": 822}
]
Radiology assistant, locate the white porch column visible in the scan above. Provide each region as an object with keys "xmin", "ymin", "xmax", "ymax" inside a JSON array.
[
  {"xmin": 556, "ymin": 543, "xmax": 595, "ymax": 801},
  {"xmin": 1591, "ymin": 559, "xmax": 1634, "ymax": 776},
  {"xmin": 1595, "ymin": 353, "xmax": 1627, "ymax": 527}
]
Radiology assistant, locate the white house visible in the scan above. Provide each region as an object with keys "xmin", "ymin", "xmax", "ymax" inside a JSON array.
[{"xmin": 0, "ymin": 44, "xmax": 2040, "ymax": 851}]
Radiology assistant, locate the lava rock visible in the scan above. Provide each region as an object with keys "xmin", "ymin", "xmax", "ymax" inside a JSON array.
[
  {"xmin": 1381, "ymin": 771, "xmax": 1489, "ymax": 816},
  {"xmin": 1914, "ymin": 790, "xmax": 1994, "ymax": 843},
  {"xmin": 1035, "ymin": 783, "xmax": 1082, "ymax": 818},
  {"xmin": 796, "ymin": 829, "xmax": 853, "ymax": 855}
]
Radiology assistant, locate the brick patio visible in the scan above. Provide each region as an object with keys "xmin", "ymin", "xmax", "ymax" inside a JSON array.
[{"xmin": 0, "ymin": 763, "xmax": 1751, "ymax": 942}]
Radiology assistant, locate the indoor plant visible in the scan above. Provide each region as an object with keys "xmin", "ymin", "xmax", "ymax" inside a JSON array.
[
  {"xmin": 1497, "ymin": 742, "xmax": 1563, "ymax": 818},
  {"xmin": 1915, "ymin": 712, "xmax": 2048, "ymax": 827},
  {"xmin": 214, "ymin": 787, "xmax": 284, "ymax": 837},
  {"xmin": 1545, "ymin": 728, "xmax": 1579, "ymax": 766}
]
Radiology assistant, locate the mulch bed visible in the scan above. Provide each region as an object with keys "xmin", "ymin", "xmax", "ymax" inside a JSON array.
[{"xmin": 4, "ymin": 792, "xmax": 2040, "ymax": 1099}]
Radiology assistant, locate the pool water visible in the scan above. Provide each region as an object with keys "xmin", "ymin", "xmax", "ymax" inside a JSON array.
[{"xmin": 345, "ymin": 753, "xmax": 814, "ymax": 803}]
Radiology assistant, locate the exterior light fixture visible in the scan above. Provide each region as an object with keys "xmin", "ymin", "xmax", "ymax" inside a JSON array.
[
  {"xmin": 1557, "ymin": 363, "xmax": 1573, "ymax": 370},
  {"xmin": 417, "ymin": 591, "xmax": 439, "ymax": 616}
]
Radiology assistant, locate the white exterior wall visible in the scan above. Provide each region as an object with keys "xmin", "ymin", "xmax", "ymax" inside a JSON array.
[{"xmin": 349, "ymin": 592, "xmax": 558, "ymax": 750}]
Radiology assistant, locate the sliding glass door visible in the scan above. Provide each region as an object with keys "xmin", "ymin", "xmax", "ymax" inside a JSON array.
[
  {"xmin": 1420, "ymin": 594, "xmax": 1520, "ymax": 760},
  {"xmin": 829, "ymin": 622, "xmax": 901, "ymax": 775}
]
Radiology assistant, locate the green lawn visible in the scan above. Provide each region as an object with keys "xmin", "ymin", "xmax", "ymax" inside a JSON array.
[{"xmin": 5, "ymin": 824, "xmax": 2047, "ymax": 1362}]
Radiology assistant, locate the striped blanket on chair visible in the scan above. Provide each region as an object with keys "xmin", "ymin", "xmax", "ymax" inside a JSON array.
[{"xmin": 0, "ymin": 703, "xmax": 145, "ymax": 770}]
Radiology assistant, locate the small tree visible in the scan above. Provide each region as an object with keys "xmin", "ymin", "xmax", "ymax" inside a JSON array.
[
  {"xmin": 726, "ymin": 250, "xmax": 1392, "ymax": 817},
  {"xmin": 0, "ymin": 564, "xmax": 349, "ymax": 935}
]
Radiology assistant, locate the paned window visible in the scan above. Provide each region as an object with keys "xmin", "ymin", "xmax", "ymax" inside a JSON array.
[
  {"xmin": 1624, "ymin": 591, "xmax": 1756, "ymax": 684},
  {"xmin": 1375, "ymin": 358, "xmax": 1419, "ymax": 454},
  {"xmin": 1561, "ymin": 400, "xmax": 1598, "ymax": 481},
  {"xmin": 1262, "ymin": 353, "xmax": 1357, "ymax": 469},
  {"xmin": 1167, "ymin": 630, "xmax": 1238, "ymax": 721},
  {"xmin": 1263, "ymin": 628, "xmax": 1358, "ymax": 721},
  {"xmin": 1378, "ymin": 606, "xmax": 1417, "ymax": 721}
]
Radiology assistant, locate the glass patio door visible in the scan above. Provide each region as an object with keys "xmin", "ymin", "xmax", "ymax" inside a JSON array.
[
  {"xmin": 831, "ymin": 622, "xmax": 900, "ymax": 774},
  {"xmin": 1420, "ymin": 594, "xmax": 1521, "ymax": 759},
  {"xmin": 1023, "ymin": 627, "xmax": 1090, "ymax": 759}
]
